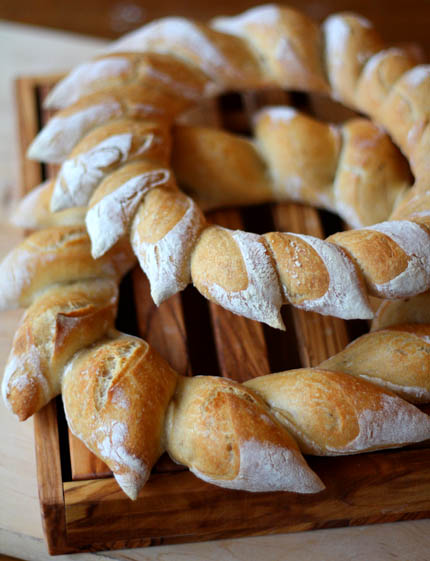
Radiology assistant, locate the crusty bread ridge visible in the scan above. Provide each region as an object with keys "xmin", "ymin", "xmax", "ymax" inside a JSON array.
[{"xmin": 12, "ymin": 4, "xmax": 430, "ymax": 328}]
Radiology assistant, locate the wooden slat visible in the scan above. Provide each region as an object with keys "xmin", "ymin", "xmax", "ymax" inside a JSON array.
[
  {"xmin": 207, "ymin": 208, "xmax": 270, "ymax": 381},
  {"xmin": 38, "ymin": 84, "xmax": 60, "ymax": 179},
  {"xmin": 63, "ymin": 446, "xmax": 430, "ymax": 552},
  {"xmin": 68, "ymin": 438, "xmax": 111, "ymax": 481},
  {"xmin": 272, "ymin": 203, "xmax": 349, "ymax": 366},
  {"xmin": 68, "ymin": 433, "xmax": 110, "ymax": 480},
  {"xmin": 132, "ymin": 269, "xmax": 191, "ymax": 377}
]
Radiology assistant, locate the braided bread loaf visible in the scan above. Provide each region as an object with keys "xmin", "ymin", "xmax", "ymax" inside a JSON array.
[
  {"xmin": 16, "ymin": 109, "xmax": 412, "ymax": 229},
  {"xmin": 2, "ymin": 227, "xmax": 430, "ymax": 499},
  {"xmin": 17, "ymin": 4, "xmax": 430, "ymax": 330}
]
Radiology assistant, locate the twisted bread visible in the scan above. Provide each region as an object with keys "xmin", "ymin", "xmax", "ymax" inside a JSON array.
[
  {"xmin": 16, "ymin": 5, "xmax": 430, "ymax": 329},
  {"xmin": 2, "ymin": 228, "xmax": 430, "ymax": 498},
  {"xmin": 173, "ymin": 112, "xmax": 411, "ymax": 228},
  {"xmin": 13, "ymin": 131, "xmax": 430, "ymax": 325},
  {"xmin": 15, "ymin": 109, "xmax": 412, "ymax": 229},
  {"xmin": 3, "ymin": 4, "xmax": 430, "ymax": 500},
  {"xmin": 0, "ymin": 226, "xmax": 323, "ymax": 497}
]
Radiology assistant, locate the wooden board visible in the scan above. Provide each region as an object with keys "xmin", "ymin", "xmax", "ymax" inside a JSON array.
[{"xmin": 15, "ymin": 75, "xmax": 430, "ymax": 556}]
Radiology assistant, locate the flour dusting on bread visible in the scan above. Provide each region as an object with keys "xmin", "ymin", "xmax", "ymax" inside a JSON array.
[
  {"xmin": 86, "ymin": 170, "xmax": 170, "ymax": 258},
  {"xmin": 132, "ymin": 195, "xmax": 205, "ymax": 304},
  {"xmin": 288, "ymin": 234, "xmax": 373, "ymax": 319},
  {"xmin": 344, "ymin": 393, "xmax": 430, "ymax": 452},
  {"xmin": 192, "ymin": 438, "xmax": 325, "ymax": 493},
  {"xmin": 206, "ymin": 230, "xmax": 284, "ymax": 329},
  {"xmin": 45, "ymin": 58, "xmax": 132, "ymax": 109},
  {"xmin": 27, "ymin": 102, "xmax": 122, "ymax": 163},
  {"xmin": 368, "ymin": 220, "xmax": 430, "ymax": 297},
  {"xmin": 52, "ymin": 133, "xmax": 139, "ymax": 211}
]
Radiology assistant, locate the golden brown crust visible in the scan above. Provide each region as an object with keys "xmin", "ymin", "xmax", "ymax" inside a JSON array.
[
  {"xmin": 372, "ymin": 293, "xmax": 430, "ymax": 331},
  {"xmin": 355, "ymin": 48, "xmax": 419, "ymax": 117},
  {"xmin": 62, "ymin": 333, "xmax": 178, "ymax": 499},
  {"xmin": 0, "ymin": 226, "xmax": 136, "ymax": 309},
  {"xmin": 264, "ymin": 232, "xmax": 329, "ymax": 304},
  {"xmin": 255, "ymin": 109, "xmax": 340, "ymax": 208},
  {"xmin": 336, "ymin": 119, "xmax": 410, "ymax": 226},
  {"xmin": 132, "ymin": 187, "xmax": 190, "ymax": 244},
  {"xmin": 246, "ymin": 368, "xmax": 430, "ymax": 454},
  {"xmin": 320, "ymin": 325, "xmax": 430, "ymax": 402},
  {"xmin": 213, "ymin": 6, "xmax": 328, "ymax": 92},
  {"xmin": 165, "ymin": 376, "xmax": 317, "ymax": 486},
  {"xmin": 45, "ymin": 52, "xmax": 213, "ymax": 109},
  {"xmin": 172, "ymin": 125, "xmax": 272, "ymax": 209},
  {"xmin": 378, "ymin": 66, "xmax": 430, "ymax": 163},
  {"xmin": 59, "ymin": 84, "xmax": 191, "ymax": 120},
  {"xmin": 323, "ymin": 13, "xmax": 385, "ymax": 107},
  {"xmin": 191, "ymin": 226, "xmax": 249, "ymax": 294},
  {"xmin": 328, "ymin": 228, "xmax": 408, "ymax": 287},
  {"xmin": 3, "ymin": 280, "xmax": 118, "ymax": 420}
]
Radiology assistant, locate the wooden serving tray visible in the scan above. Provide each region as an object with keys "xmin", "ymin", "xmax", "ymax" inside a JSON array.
[{"xmin": 14, "ymin": 75, "xmax": 430, "ymax": 555}]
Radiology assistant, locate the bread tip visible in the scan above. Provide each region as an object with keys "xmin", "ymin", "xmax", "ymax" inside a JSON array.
[
  {"xmin": 114, "ymin": 469, "xmax": 149, "ymax": 500},
  {"xmin": 267, "ymin": 313, "xmax": 286, "ymax": 331},
  {"xmin": 26, "ymin": 131, "xmax": 63, "ymax": 164},
  {"xmin": 26, "ymin": 138, "xmax": 42, "ymax": 162},
  {"xmin": 43, "ymin": 87, "xmax": 61, "ymax": 110}
]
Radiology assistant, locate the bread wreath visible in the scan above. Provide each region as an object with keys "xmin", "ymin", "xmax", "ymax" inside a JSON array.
[
  {"xmin": 2, "ymin": 4, "xmax": 430, "ymax": 499},
  {"xmin": 19, "ymin": 4, "xmax": 430, "ymax": 328}
]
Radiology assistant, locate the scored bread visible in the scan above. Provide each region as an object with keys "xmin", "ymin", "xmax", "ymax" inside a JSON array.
[
  {"xmin": 246, "ymin": 369, "xmax": 430, "ymax": 455},
  {"xmin": 2, "ymin": 3, "xmax": 430, "ymax": 502},
  {"xmin": 1, "ymin": 225, "xmax": 430, "ymax": 498},
  {"xmin": 14, "ymin": 6, "xmax": 430, "ymax": 327},
  {"xmin": 165, "ymin": 376, "xmax": 324, "ymax": 493},
  {"xmin": 62, "ymin": 332, "xmax": 178, "ymax": 500}
]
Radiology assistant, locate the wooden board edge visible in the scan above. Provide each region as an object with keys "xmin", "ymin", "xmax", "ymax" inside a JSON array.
[
  {"xmin": 62, "ymin": 448, "xmax": 430, "ymax": 551},
  {"xmin": 60, "ymin": 511, "xmax": 430, "ymax": 554},
  {"xmin": 33, "ymin": 401, "xmax": 75, "ymax": 555},
  {"xmin": 14, "ymin": 77, "xmax": 44, "ymax": 196}
]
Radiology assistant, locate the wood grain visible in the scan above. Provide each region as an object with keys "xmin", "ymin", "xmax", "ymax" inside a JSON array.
[
  {"xmin": 133, "ymin": 269, "xmax": 191, "ymax": 377},
  {"xmin": 33, "ymin": 400, "xmax": 75, "ymax": 555},
  {"xmin": 62, "ymin": 446, "xmax": 430, "ymax": 552},
  {"xmin": 68, "ymin": 438, "xmax": 112, "ymax": 481},
  {"xmin": 14, "ymin": 78, "xmax": 43, "ymax": 194}
]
